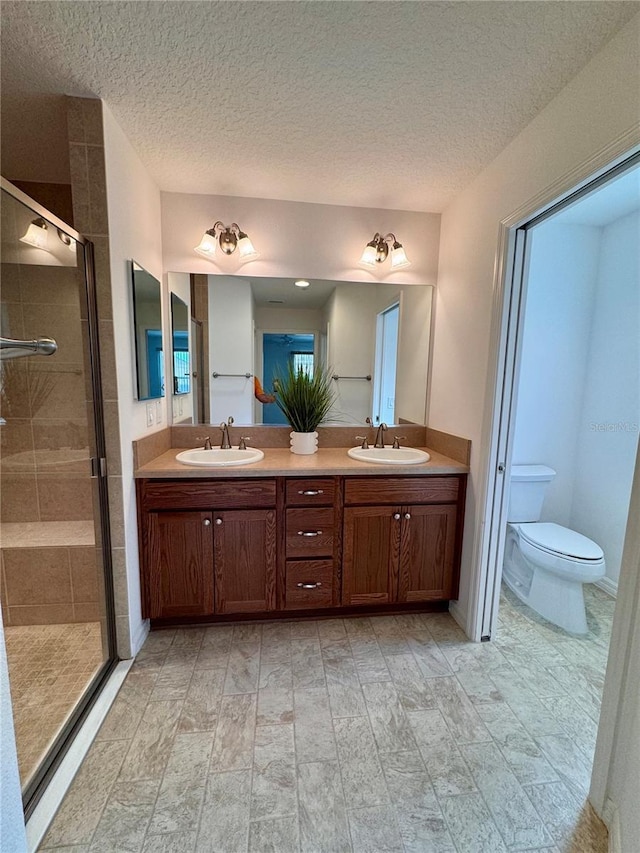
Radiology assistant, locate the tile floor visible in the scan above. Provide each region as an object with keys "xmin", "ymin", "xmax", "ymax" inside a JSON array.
[
  {"xmin": 40, "ymin": 586, "xmax": 614, "ymax": 852},
  {"xmin": 5, "ymin": 621, "xmax": 104, "ymax": 787}
]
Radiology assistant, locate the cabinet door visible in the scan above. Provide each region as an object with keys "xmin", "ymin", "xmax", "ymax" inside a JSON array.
[
  {"xmin": 213, "ymin": 509, "xmax": 277, "ymax": 613},
  {"xmin": 343, "ymin": 506, "xmax": 401, "ymax": 605},
  {"xmin": 147, "ymin": 511, "xmax": 214, "ymax": 618},
  {"xmin": 397, "ymin": 504, "xmax": 457, "ymax": 601}
]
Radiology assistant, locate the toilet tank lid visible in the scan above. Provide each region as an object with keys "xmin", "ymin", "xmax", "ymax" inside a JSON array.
[{"xmin": 510, "ymin": 465, "xmax": 556, "ymax": 482}]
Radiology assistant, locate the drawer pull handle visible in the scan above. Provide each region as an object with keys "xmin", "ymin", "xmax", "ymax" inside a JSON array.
[
  {"xmin": 297, "ymin": 530, "xmax": 322, "ymax": 537},
  {"xmin": 299, "ymin": 489, "xmax": 324, "ymax": 496},
  {"xmin": 297, "ymin": 582, "xmax": 322, "ymax": 589}
]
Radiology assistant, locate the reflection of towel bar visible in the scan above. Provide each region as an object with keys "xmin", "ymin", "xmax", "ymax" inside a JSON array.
[
  {"xmin": 212, "ymin": 372, "xmax": 253, "ymax": 379},
  {"xmin": 332, "ymin": 374, "xmax": 371, "ymax": 381},
  {"xmin": 0, "ymin": 336, "xmax": 57, "ymax": 361}
]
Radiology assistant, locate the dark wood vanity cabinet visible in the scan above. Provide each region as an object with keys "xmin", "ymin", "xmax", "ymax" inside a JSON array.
[{"xmin": 137, "ymin": 471, "xmax": 465, "ymax": 623}]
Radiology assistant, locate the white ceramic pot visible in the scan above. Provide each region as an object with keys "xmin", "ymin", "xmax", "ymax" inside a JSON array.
[{"xmin": 290, "ymin": 431, "xmax": 318, "ymax": 455}]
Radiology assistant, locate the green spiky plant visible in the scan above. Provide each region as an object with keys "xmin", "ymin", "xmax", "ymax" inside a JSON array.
[{"xmin": 273, "ymin": 362, "xmax": 337, "ymax": 433}]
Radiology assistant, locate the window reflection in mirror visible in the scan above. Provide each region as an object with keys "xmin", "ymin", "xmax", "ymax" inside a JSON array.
[
  {"xmin": 130, "ymin": 261, "xmax": 164, "ymax": 400},
  {"xmin": 170, "ymin": 293, "xmax": 190, "ymax": 396},
  {"xmin": 182, "ymin": 274, "xmax": 433, "ymax": 427}
]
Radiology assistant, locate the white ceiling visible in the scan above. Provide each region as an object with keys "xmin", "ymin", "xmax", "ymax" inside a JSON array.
[{"xmin": 1, "ymin": 1, "xmax": 637, "ymax": 212}]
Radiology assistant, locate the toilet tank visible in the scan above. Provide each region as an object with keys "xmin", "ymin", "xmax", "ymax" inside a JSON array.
[{"xmin": 508, "ymin": 465, "xmax": 556, "ymax": 522}]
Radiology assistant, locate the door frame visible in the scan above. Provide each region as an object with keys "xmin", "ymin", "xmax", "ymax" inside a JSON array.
[{"xmin": 468, "ymin": 130, "xmax": 640, "ymax": 645}]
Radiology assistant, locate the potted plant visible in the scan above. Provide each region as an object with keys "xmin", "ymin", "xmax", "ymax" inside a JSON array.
[{"xmin": 274, "ymin": 362, "xmax": 337, "ymax": 454}]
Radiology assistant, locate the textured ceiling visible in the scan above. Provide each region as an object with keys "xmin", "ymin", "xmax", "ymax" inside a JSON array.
[{"xmin": 1, "ymin": 1, "xmax": 638, "ymax": 212}]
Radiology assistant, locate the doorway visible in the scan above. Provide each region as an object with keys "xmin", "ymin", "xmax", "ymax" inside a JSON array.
[
  {"xmin": 0, "ymin": 180, "xmax": 117, "ymax": 815},
  {"xmin": 478, "ymin": 152, "xmax": 639, "ymax": 641},
  {"xmin": 260, "ymin": 332, "xmax": 315, "ymax": 425},
  {"xmin": 372, "ymin": 302, "xmax": 399, "ymax": 425}
]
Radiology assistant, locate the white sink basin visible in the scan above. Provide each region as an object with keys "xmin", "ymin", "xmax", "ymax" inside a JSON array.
[
  {"xmin": 347, "ymin": 446, "xmax": 431, "ymax": 465},
  {"xmin": 176, "ymin": 447, "xmax": 264, "ymax": 467}
]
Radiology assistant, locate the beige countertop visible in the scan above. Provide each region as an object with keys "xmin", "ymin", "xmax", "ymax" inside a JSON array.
[{"xmin": 134, "ymin": 446, "xmax": 468, "ymax": 479}]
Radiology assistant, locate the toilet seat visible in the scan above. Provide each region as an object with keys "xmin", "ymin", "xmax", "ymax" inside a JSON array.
[{"xmin": 517, "ymin": 522, "xmax": 603, "ymax": 562}]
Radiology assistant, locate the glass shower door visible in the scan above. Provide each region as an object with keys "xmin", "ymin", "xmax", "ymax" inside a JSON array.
[{"xmin": 0, "ymin": 182, "xmax": 117, "ymax": 810}]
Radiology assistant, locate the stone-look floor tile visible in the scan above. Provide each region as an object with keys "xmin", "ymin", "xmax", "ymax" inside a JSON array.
[
  {"xmin": 150, "ymin": 658, "xmax": 196, "ymax": 701},
  {"xmin": 476, "ymin": 702, "xmax": 559, "ymax": 785},
  {"xmin": 348, "ymin": 805, "xmax": 403, "ymax": 853},
  {"xmin": 40, "ymin": 846, "xmax": 90, "ymax": 852},
  {"xmin": 333, "ymin": 716, "xmax": 388, "ymax": 809},
  {"xmin": 455, "ymin": 666, "xmax": 504, "ymax": 705},
  {"xmin": 201, "ymin": 624, "xmax": 233, "ymax": 652},
  {"xmin": 545, "ymin": 665, "xmax": 603, "ymax": 720},
  {"xmin": 423, "ymin": 613, "xmax": 468, "ymax": 645},
  {"xmin": 137, "ymin": 630, "xmax": 175, "ymax": 659},
  {"xmin": 232, "ymin": 623, "xmax": 263, "ymax": 643},
  {"xmin": 490, "ymin": 669, "xmax": 565, "ymax": 739},
  {"xmin": 294, "ymin": 686, "xmax": 337, "ymax": 763},
  {"xmin": 385, "ymin": 653, "xmax": 437, "ymax": 711},
  {"xmin": 501, "ymin": 649, "xmax": 569, "ymax": 699},
  {"xmin": 349, "ymin": 636, "xmax": 390, "ymax": 683},
  {"xmin": 317, "ymin": 618, "xmax": 347, "ymax": 640},
  {"xmin": 290, "ymin": 620, "xmax": 319, "ymax": 638},
  {"xmin": 433, "ymin": 676, "xmax": 493, "ymax": 744},
  {"xmin": 210, "ymin": 693, "xmax": 257, "ymax": 771},
  {"xmin": 406, "ymin": 632, "xmax": 453, "ymax": 678},
  {"xmin": 259, "ymin": 660, "xmax": 292, "ymax": 690},
  {"xmin": 461, "ymin": 741, "xmax": 552, "ymax": 850},
  {"xmin": 194, "ymin": 644, "xmax": 229, "ymax": 670},
  {"xmin": 379, "ymin": 750, "xmax": 438, "ymax": 810},
  {"xmin": 148, "ymin": 732, "xmax": 213, "ymax": 835},
  {"xmin": 394, "ymin": 805, "xmax": 457, "ymax": 853},
  {"xmin": 88, "ymin": 779, "xmax": 159, "ymax": 853},
  {"xmin": 362, "ymin": 681, "xmax": 416, "ymax": 752},
  {"xmin": 440, "ymin": 793, "xmax": 509, "ymax": 853},
  {"xmin": 297, "ymin": 760, "xmax": 351, "ymax": 853},
  {"xmin": 291, "ymin": 637, "xmax": 326, "ymax": 689},
  {"xmin": 251, "ymin": 723, "xmax": 297, "ymax": 820},
  {"xmin": 96, "ymin": 670, "xmax": 156, "ymax": 741},
  {"xmin": 321, "ymin": 637, "xmax": 353, "ymax": 659},
  {"xmin": 179, "ymin": 668, "xmax": 225, "ymax": 733},
  {"xmin": 524, "ymin": 782, "xmax": 607, "ymax": 850},
  {"xmin": 257, "ymin": 684, "xmax": 295, "ymax": 726},
  {"xmin": 344, "ymin": 616, "xmax": 374, "ymax": 637},
  {"xmin": 196, "ymin": 770, "xmax": 251, "ymax": 853},
  {"xmin": 119, "ymin": 700, "xmax": 182, "ymax": 781},
  {"xmin": 171, "ymin": 627, "xmax": 205, "ymax": 651},
  {"xmin": 261, "ymin": 636, "xmax": 292, "ymax": 668},
  {"xmin": 248, "ymin": 816, "xmax": 299, "ymax": 853},
  {"xmin": 142, "ymin": 832, "xmax": 197, "ymax": 853},
  {"xmin": 324, "ymin": 654, "xmax": 367, "ymax": 718},
  {"xmin": 407, "ymin": 709, "xmax": 476, "ymax": 797},
  {"xmin": 535, "ymin": 735, "xmax": 594, "ymax": 799},
  {"xmin": 224, "ymin": 641, "xmax": 260, "ymax": 694},
  {"xmin": 540, "ymin": 694, "xmax": 600, "ymax": 757},
  {"xmin": 42, "ymin": 741, "xmax": 129, "ymax": 847}
]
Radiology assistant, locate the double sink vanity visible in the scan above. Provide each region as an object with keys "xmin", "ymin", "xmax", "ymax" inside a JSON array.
[{"xmin": 134, "ymin": 426, "xmax": 469, "ymax": 626}]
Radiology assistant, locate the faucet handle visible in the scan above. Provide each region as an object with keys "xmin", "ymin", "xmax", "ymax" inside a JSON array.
[
  {"xmin": 366, "ymin": 417, "xmax": 373, "ymax": 427},
  {"xmin": 392, "ymin": 435, "xmax": 406, "ymax": 449},
  {"xmin": 203, "ymin": 436, "xmax": 212, "ymax": 450},
  {"xmin": 238, "ymin": 436, "xmax": 250, "ymax": 450},
  {"xmin": 227, "ymin": 416, "xmax": 234, "ymax": 425},
  {"xmin": 355, "ymin": 435, "xmax": 369, "ymax": 449}
]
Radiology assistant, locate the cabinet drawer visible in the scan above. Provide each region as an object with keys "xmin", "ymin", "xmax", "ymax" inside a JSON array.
[
  {"xmin": 285, "ymin": 478, "xmax": 335, "ymax": 506},
  {"xmin": 344, "ymin": 477, "xmax": 459, "ymax": 505},
  {"xmin": 285, "ymin": 560, "xmax": 334, "ymax": 609},
  {"xmin": 286, "ymin": 508, "xmax": 334, "ymax": 557},
  {"xmin": 140, "ymin": 479, "xmax": 276, "ymax": 511}
]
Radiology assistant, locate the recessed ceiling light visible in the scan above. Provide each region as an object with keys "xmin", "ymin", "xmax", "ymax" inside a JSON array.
[{"xmin": 294, "ymin": 280, "xmax": 310, "ymax": 288}]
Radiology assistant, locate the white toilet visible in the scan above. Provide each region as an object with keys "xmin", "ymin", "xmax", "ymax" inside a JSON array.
[{"xmin": 503, "ymin": 465, "xmax": 605, "ymax": 635}]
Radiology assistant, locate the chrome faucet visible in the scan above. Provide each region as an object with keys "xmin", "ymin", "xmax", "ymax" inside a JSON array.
[
  {"xmin": 219, "ymin": 417, "xmax": 233, "ymax": 449},
  {"xmin": 374, "ymin": 422, "xmax": 388, "ymax": 448}
]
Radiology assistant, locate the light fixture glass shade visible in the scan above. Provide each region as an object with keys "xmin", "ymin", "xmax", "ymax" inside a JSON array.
[
  {"xmin": 390, "ymin": 243, "xmax": 411, "ymax": 270},
  {"xmin": 20, "ymin": 220, "xmax": 48, "ymax": 249},
  {"xmin": 194, "ymin": 231, "xmax": 217, "ymax": 258},
  {"xmin": 294, "ymin": 279, "xmax": 310, "ymax": 288},
  {"xmin": 359, "ymin": 243, "xmax": 378, "ymax": 267},
  {"xmin": 237, "ymin": 233, "xmax": 258, "ymax": 260}
]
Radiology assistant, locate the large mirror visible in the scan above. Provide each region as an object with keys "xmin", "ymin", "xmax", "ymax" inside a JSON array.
[
  {"xmin": 170, "ymin": 292, "xmax": 190, "ymax": 396},
  {"xmin": 130, "ymin": 260, "xmax": 164, "ymax": 400},
  {"xmin": 171, "ymin": 274, "xmax": 433, "ymax": 426}
]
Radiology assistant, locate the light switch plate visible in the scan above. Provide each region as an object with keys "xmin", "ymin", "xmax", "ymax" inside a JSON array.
[
  {"xmin": 155, "ymin": 400, "xmax": 163, "ymax": 424},
  {"xmin": 146, "ymin": 402, "xmax": 155, "ymax": 427}
]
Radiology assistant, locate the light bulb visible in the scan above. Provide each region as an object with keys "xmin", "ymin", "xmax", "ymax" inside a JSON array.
[
  {"xmin": 390, "ymin": 242, "xmax": 411, "ymax": 270},
  {"xmin": 359, "ymin": 243, "xmax": 378, "ymax": 267},
  {"xmin": 20, "ymin": 219, "xmax": 48, "ymax": 249},
  {"xmin": 294, "ymin": 280, "xmax": 310, "ymax": 288},
  {"xmin": 194, "ymin": 230, "xmax": 217, "ymax": 257}
]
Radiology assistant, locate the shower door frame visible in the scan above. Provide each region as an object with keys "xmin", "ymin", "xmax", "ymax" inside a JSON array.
[{"xmin": 1, "ymin": 177, "xmax": 119, "ymax": 817}]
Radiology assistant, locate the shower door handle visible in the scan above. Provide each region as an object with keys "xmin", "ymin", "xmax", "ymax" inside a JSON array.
[{"xmin": 90, "ymin": 457, "xmax": 107, "ymax": 478}]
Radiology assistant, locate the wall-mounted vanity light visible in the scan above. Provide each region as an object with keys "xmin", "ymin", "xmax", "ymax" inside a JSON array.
[
  {"xmin": 20, "ymin": 218, "xmax": 76, "ymax": 252},
  {"xmin": 359, "ymin": 232, "xmax": 411, "ymax": 270},
  {"xmin": 194, "ymin": 221, "xmax": 258, "ymax": 261}
]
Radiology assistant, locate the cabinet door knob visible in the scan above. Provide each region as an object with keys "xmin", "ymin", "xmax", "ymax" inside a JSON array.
[
  {"xmin": 215, "ymin": 518, "xmax": 223, "ymax": 525},
  {"xmin": 297, "ymin": 582, "xmax": 322, "ymax": 589},
  {"xmin": 404, "ymin": 512, "xmax": 411, "ymax": 520},
  {"xmin": 297, "ymin": 530, "xmax": 322, "ymax": 537},
  {"xmin": 203, "ymin": 519, "xmax": 211, "ymax": 526},
  {"xmin": 393, "ymin": 513, "xmax": 401, "ymax": 520},
  {"xmin": 299, "ymin": 489, "xmax": 323, "ymax": 496}
]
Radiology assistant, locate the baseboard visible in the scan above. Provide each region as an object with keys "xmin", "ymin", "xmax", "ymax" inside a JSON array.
[
  {"xmin": 448, "ymin": 600, "xmax": 472, "ymax": 638},
  {"xmin": 130, "ymin": 617, "xmax": 150, "ymax": 657},
  {"xmin": 602, "ymin": 798, "xmax": 621, "ymax": 853},
  {"xmin": 596, "ymin": 576, "xmax": 618, "ymax": 599}
]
